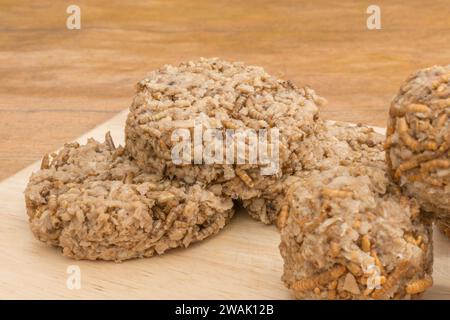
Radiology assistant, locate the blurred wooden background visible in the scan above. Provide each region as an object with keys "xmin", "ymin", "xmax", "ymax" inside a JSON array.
[{"xmin": 0, "ymin": 0, "xmax": 449, "ymax": 181}]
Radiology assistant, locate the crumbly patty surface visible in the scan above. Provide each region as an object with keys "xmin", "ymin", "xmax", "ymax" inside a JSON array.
[
  {"xmin": 279, "ymin": 164, "xmax": 433, "ymax": 300},
  {"xmin": 385, "ymin": 65, "xmax": 450, "ymax": 221},
  {"xmin": 24, "ymin": 135, "xmax": 234, "ymax": 261},
  {"xmin": 125, "ymin": 58, "xmax": 324, "ymax": 223}
]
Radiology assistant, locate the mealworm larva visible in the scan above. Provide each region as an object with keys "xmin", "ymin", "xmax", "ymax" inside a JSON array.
[
  {"xmin": 329, "ymin": 241, "xmax": 341, "ymax": 258},
  {"xmin": 303, "ymin": 211, "xmax": 328, "ymax": 233},
  {"xmin": 164, "ymin": 210, "xmax": 178, "ymax": 229},
  {"xmin": 222, "ymin": 119, "xmax": 240, "ymax": 129},
  {"xmin": 266, "ymin": 182, "xmax": 284, "ymax": 194},
  {"xmin": 40, "ymin": 154, "xmax": 50, "ymax": 170},
  {"xmin": 421, "ymin": 159, "xmax": 450, "ymax": 171},
  {"xmin": 289, "ymin": 132, "xmax": 304, "ymax": 143},
  {"xmin": 372, "ymin": 260, "xmax": 409, "ymax": 299},
  {"xmin": 157, "ymin": 191, "xmax": 176, "ymax": 203},
  {"xmin": 292, "ymin": 265, "xmax": 346, "ymax": 292},
  {"xmin": 246, "ymin": 98, "xmax": 266, "ymax": 120},
  {"xmin": 437, "ymin": 83, "xmax": 447, "ymax": 94},
  {"xmin": 235, "ymin": 168, "xmax": 254, "ymax": 188},
  {"xmin": 436, "ymin": 113, "xmax": 448, "ymax": 127},
  {"xmin": 277, "ymin": 205, "xmax": 289, "ymax": 230},
  {"xmin": 421, "ymin": 140, "xmax": 438, "ymax": 151},
  {"xmin": 197, "ymin": 221, "xmax": 222, "ymax": 238},
  {"xmin": 141, "ymin": 126, "xmax": 162, "ymax": 138},
  {"xmin": 401, "ymin": 132, "xmax": 421, "ymax": 151},
  {"xmin": 386, "ymin": 118, "xmax": 397, "ymax": 134},
  {"xmin": 403, "ymin": 233, "xmax": 423, "ymax": 246},
  {"xmin": 405, "ymin": 277, "xmax": 433, "ymax": 295},
  {"xmin": 371, "ymin": 250, "xmax": 385, "ymax": 275},
  {"xmin": 390, "ymin": 106, "xmax": 405, "ymax": 117},
  {"xmin": 360, "ymin": 235, "xmax": 371, "ymax": 253},
  {"xmin": 404, "ymin": 103, "xmax": 431, "ymax": 114},
  {"xmin": 47, "ymin": 195, "xmax": 57, "ymax": 211},
  {"xmin": 406, "ymin": 174, "xmax": 422, "ymax": 183},
  {"xmin": 346, "ymin": 262, "xmax": 363, "ymax": 277},
  {"xmin": 321, "ymin": 188, "xmax": 353, "ymax": 198},
  {"xmin": 422, "ymin": 175, "xmax": 444, "ymax": 187},
  {"xmin": 122, "ymin": 172, "xmax": 135, "ymax": 184},
  {"xmin": 397, "ymin": 117, "xmax": 420, "ymax": 150},
  {"xmin": 159, "ymin": 139, "xmax": 170, "ymax": 153},
  {"xmin": 396, "ymin": 116, "xmax": 408, "ymax": 132},
  {"xmin": 420, "ymin": 159, "xmax": 450, "ymax": 172},
  {"xmin": 245, "ymin": 97, "xmax": 255, "ymax": 109},
  {"xmin": 148, "ymin": 111, "xmax": 168, "ymax": 121},
  {"xmin": 394, "ymin": 159, "xmax": 419, "ymax": 179},
  {"xmin": 105, "ymin": 131, "xmax": 116, "ymax": 151},
  {"xmin": 248, "ymin": 108, "xmax": 266, "ymax": 120},
  {"xmin": 143, "ymin": 182, "xmax": 168, "ymax": 191}
]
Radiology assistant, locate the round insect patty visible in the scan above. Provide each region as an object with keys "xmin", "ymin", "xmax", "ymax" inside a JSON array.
[
  {"xmin": 125, "ymin": 58, "xmax": 325, "ymax": 223},
  {"xmin": 24, "ymin": 134, "xmax": 234, "ymax": 261},
  {"xmin": 279, "ymin": 165, "xmax": 433, "ymax": 300},
  {"xmin": 242, "ymin": 121, "xmax": 386, "ymax": 225},
  {"xmin": 385, "ymin": 65, "xmax": 450, "ymax": 223}
]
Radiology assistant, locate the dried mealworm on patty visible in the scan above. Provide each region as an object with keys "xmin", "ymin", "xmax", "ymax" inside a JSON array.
[
  {"xmin": 385, "ymin": 65, "xmax": 450, "ymax": 227},
  {"xmin": 280, "ymin": 165, "xmax": 433, "ymax": 300},
  {"xmin": 24, "ymin": 134, "xmax": 234, "ymax": 262}
]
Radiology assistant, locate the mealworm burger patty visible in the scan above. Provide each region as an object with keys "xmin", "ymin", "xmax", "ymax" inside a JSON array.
[
  {"xmin": 24, "ymin": 134, "xmax": 234, "ymax": 261},
  {"xmin": 125, "ymin": 58, "xmax": 325, "ymax": 224},
  {"xmin": 279, "ymin": 164, "xmax": 433, "ymax": 300},
  {"xmin": 245, "ymin": 121, "xmax": 386, "ymax": 226},
  {"xmin": 385, "ymin": 65, "xmax": 450, "ymax": 231}
]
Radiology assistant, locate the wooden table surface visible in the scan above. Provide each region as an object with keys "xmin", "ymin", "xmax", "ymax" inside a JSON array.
[{"xmin": 0, "ymin": 0, "xmax": 449, "ymax": 181}]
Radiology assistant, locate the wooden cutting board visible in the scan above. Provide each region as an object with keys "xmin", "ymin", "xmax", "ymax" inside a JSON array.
[{"xmin": 0, "ymin": 111, "xmax": 449, "ymax": 299}]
